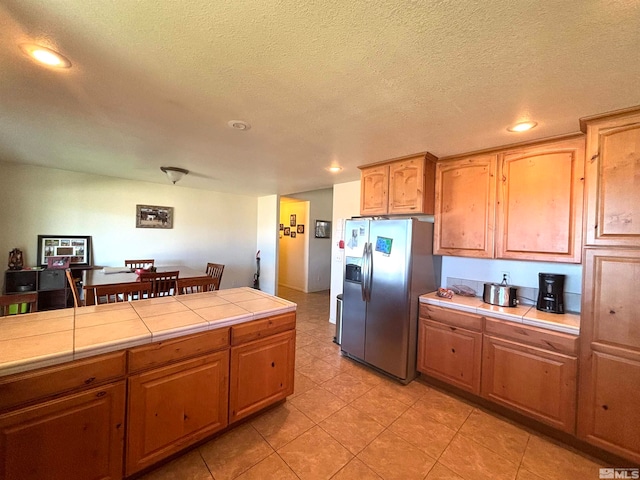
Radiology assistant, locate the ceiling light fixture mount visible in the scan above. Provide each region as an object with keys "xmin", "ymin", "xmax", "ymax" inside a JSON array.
[
  {"xmin": 20, "ymin": 44, "xmax": 72, "ymax": 68},
  {"xmin": 326, "ymin": 165, "xmax": 343, "ymax": 173},
  {"xmin": 160, "ymin": 166, "xmax": 189, "ymax": 184},
  {"xmin": 227, "ymin": 120, "xmax": 251, "ymax": 131},
  {"xmin": 507, "ymin": 121, "xmax": 538, "ymax": 132}
]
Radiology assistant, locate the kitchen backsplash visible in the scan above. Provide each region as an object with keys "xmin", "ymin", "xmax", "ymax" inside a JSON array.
[{"xmin": 445, "ymin": 276, "xmax": 581, "ymax": 314}]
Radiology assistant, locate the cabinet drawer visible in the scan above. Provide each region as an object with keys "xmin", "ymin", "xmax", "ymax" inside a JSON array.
[
  {"xmin": 0, "ymin": 351, "xmax": 126, "ymax": 412},
  {"xmin": 484, "ymin": 317, "xmax": 578, "ymax": 355},
  {"xmin": 128, "ymin": 328, "xmax": 229, "ymax": 373},
  {"xmin": 420, "ymin": 303, "xmax": 483, "ymax": 332},
  {"xmin": 231, "ymin": 312, "xmax": 296, "ymax": 346}
]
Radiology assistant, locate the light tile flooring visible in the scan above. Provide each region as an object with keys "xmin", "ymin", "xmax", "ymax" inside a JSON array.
[{"xmin": 141, "ymin": 287, "xmax": 606, "ymax": 480}]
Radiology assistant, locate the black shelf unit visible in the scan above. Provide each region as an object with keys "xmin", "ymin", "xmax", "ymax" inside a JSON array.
[{"xmin": 4, "ymin": 269, "xmax": 70, "ymax": 311}]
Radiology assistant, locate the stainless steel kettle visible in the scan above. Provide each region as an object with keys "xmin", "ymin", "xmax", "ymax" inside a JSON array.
[{"xmin": 483, "ymin": 274, "xmax": 518, "ymax": 307}]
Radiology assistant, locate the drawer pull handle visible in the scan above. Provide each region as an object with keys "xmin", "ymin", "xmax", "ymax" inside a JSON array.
[
  {"xmin": 84, "ymin": 377, "xmax": 96, "ymax": 385},
  {"xmin": 271, "ymin": 362, "xmax": 275, "ymax": 367},
  {"xmin": 96, "ymin": 391, "xmax": 106, "ymax": 398}
]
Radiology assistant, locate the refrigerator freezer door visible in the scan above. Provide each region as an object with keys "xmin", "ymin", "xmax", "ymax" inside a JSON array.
[
  {"xmin": 365, "ymin": 219, "xmax": 412, "ymax": 379},
  {"xmin": 341, "ymin": 220, "xmax": 370, "ymax": 360}
]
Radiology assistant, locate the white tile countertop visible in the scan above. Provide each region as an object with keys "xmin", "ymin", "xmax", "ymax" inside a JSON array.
[
  {"xmin": 0, "ymin": 288, "xmax": 296, "ymax": 378},
  {"xmin": 419, "ymin": 291, "xmax": 580, "ymax": 335}
]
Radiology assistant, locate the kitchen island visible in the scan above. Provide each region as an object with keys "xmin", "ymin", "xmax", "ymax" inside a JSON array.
[{"xmin": 0, "ymin": 288, "xmax": 297, "ymax": 480}]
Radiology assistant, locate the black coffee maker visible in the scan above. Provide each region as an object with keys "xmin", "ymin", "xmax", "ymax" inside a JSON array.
[{"xmin": 536, "ymin": 273, "xmax": 565, "ymax": 314}]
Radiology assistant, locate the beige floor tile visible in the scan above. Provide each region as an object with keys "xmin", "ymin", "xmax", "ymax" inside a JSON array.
[
  {"xmin": 458, "ymin": 409, "xmax": 530, "ymax": 464},
  {"xmin": 439, "ymin": 434, "xmax": 519, "ymax": 480},
  {"xmin": 295, "ymin": 357, "xmax": 341, "ymax": 384},
  {"xmin": 357, "ymin": 429, "xmax": 436, "ymax": 480},
  {"xmin": 321, "ymin": 372, "xmax": 374, "ymax": 403},
  {"xmin": 289, "ymin": 386, "xmax": 346, "ymax": 423},
  {"xmin": 332, "ymin": 458, "xmax": 382, "ymax": 480},
  {"xmin": 139, "ymin": 449, "xmax": 212, "ymax": 480},
  {"xmin": 234, "ymin": 453, "xmax": 299, "ymax": 480},
  {"xmin": 412, "ymin": 388, "xmax": 473, "ymax": 430},
  {"xmin": 350, "ymin": 386, "xmax": 410, "ymax": 426},
  {"xmin": 295, "ymin": 348, "xmax": 317, "ymax": 367},
  {"xmin": 295, "ymin": 331, "xmax": 316, "ymax": 347},
  {"xmin": 319, "ymin": 405, "xmax": 385, "ymax": 455},
  {"xmin": 199, "ymin": 424, "xmax": 273, "ymax": 480},
  {"xmin": 303, "ymin": 341, "xmax": 340, "ymax": 359},
  {"xmin": 250, "ymin": 402, "xmax": 315, "ymax": 449},
  {"xmin": 374, "ymin": 376, "xmax": 429, "ymax": 406},
  {"xmin": 277, "ymin": 425, "xmax": 353, "ymax": 480},
  {"xmin": 295, "ymin": 322, "xmax": 318, "ymax": 333},
  {"xmin": 520, "ymin": 435, "xmax": 604, "ymax": 480},
  {"xmin": 516, "ymin": 468, "xmax": 546, "ymax": 480},
  {"xmin": 389, "ymin": 405, "xmax": 457, "ymax": 459},
  {"xmin": 289, "ymin": 371, "xmax": 318, "ymax": 399},
  {"xmin": 338, "ymin": 361, "xmax": 386, "ymax": 386},
  {"xmin": 425, "ymin": 462, "xmax": 465, "ymax": 480}
]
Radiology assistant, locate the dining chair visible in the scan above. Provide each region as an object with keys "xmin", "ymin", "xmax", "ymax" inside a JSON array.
[
  {"xmin": 65, "ymin": 268, "xmax": 82, "ymax": 308},
  {"xmin": 177, "ymin": 277, "xmax": 218, "ymax": 295},
  {"xmin": 0, "ymin": 292, "xmax": 38, "ymax": 316},
  {"xmin": 205, "ymin": 263, "xmax": 225, "ymax": 290},
  {"xmin": 94, "ymin": 282, "xmax": 152, "ymax": 304},
  {"xmin": 140, "ymin": 271, "xmax": 179, "ymax": 297},
  {"xmin": 125, "ymin": 259, "xmax": 155, "ymax": 270}
]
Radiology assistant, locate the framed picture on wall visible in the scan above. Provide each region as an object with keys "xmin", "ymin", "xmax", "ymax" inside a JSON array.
[
  {"xmin": 136, "ymin": 204, "xmax": 173, "ymax": 229},
  {"xmin": 315, "ymin": 220, "xmax": 331, "ymax": 239},
  {"xmin": 284, "ymin": 227, "xmax": 291, "ymax": 236},
  {"xmin": 291, "ymin": 231, "xmax": 297, "ymax": 238},
  {"xmin": 37, "ymin": 235, "xmax": 92, "ymax": 268},
  {"xmin": 290, "ymin": 214, "xmax": 296, "ymax": 227},
  {"xmin": 297, "ymin": 225, "xmax": 304, "ymax": 234}
]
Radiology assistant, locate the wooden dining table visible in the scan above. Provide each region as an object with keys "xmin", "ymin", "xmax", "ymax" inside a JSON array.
[{"xmin": 82, "ymin": 266, "xmax": 210, "ymax": 306}]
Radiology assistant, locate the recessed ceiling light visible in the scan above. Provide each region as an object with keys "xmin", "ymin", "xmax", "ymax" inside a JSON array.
[
  {"xmin": 507, "ymin": 121, "xmax": 538, "ymax": 132},
  {"xmin": 326, "ymin": 165, "xmax": 343, "ymax": 173},
  {"xmin": 20, "ymin": 44, "xmax": 71, "ymax": 68},
  {"xmin": 227, "ymin": 120, "xmax": 251, "ymax": 131}
]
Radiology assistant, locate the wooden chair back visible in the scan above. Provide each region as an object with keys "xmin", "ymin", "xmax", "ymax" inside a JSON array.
[
  {"xmin": 94, "ymin": 282, "xmax": 152, "ymax": 304},
  {"xmin": 65, "ymin": 269, "xmax": 81, "ymax": 308},
  {"xmin": 140, "ymin": 271, "xmax": 179, "ymax": 297},
  {"xmin": 205, "ymin": 263, "xmax": 225, "ymax": 290},
  {"xmin": 0, "ymin": 292, "xmax": 38, "ymax": 316},
  {"xmin": 177, "ymin": 277, "xmax": 218, "ymax": 295},
  {"xmin": 124, "ymin": 259, "xmax": 155, "ymax": 270}
]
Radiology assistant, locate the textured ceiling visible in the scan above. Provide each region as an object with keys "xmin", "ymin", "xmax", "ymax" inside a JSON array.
[{"xmin": 0, "ymin": 0, "xmax": 639, "ymax": 196}]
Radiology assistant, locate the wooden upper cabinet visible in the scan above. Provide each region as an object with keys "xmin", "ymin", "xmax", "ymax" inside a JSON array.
[
  {"xmin": 360, "ymin": 164, "xmax": 389, "ymax": 216},
  {"xmin": 359, "ymin": 153, "xmax": 437, "ymax": 216},
  {"xmin": 495, "ymin": 135, "xmax": 585, "ymax": 263},
  {"xmin": 434, "ymin": 154, "xmax": 497, "ymax": 258},
  {"xmin": 581, "ymin": 107, "xmax": 640, "ymax": 247}
]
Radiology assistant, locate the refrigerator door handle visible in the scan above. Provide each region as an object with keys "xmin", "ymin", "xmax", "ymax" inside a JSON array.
[
  {"xmin": 366, "ymin": 242, "xmax": 373, "ymax": 301},
  {"xmin": 360, "ymin": 244, "xmax": 367, "ymax": 301}
]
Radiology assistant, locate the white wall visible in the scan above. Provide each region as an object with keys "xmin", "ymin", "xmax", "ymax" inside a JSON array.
[
  {"xmin": 256, "ymin": 195, "xmax": 279, "ymax": 295},
  {"xmin": 0, "ymin": 162, "xmax": 258, "ymax": 292},
  {"xmin": 287, "ymin": 188, "xmax": 333, "ymax": 292},
  {"xmin": 329, "ymin": 181, "xmax": 361, "ymax": 324}
]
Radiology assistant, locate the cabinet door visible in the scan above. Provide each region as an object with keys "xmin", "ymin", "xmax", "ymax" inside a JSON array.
[
  {"xmin": 360, "ymin": 164, "xmax": 389, "ymax": 215},
  {"xmin": 577, "ymin": 349, "xmax": 640, "ymax": 464},
  {"xmin": 583, "ymin": 110, "xmax": 640, "ymax": 246},
  {"xmin": 230, "ymin": 329, "xmax": 295, "ymax": 423},
  {"xmin": 0, "ymin": 382, "xmax": 125, "ymax": 480},
  {"xmin": 434, "ymin": 154, "xmax": 497, "ymax": 258},
  {"xmin": 388, "ymin": 155, "xmax": 435, "ymax": 214},
  {"xmin": 482, "ymin": 335, "xmax": 577, "ymax": 433},
  {"xmin": 417, "ymin": 318, "xmax": 482, "ymax": 394},
  {"xmin": 496, "ymin": 136, "xmax": 584, "ymax": 263},
  {"xmin": 126, "ymin": 350, "xmax": 229, "ymax": 476}
]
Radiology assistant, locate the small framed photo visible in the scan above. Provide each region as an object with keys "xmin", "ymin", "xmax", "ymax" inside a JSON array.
[
  {"xmin": 37, "ymin": 235, "xmax": 92, "ymax": 267},
  {"xmin": 297, "ymin": 224, "xmax": 304, "ymax": 234},
  {"xmin": 315, "ymin": 220, "xmax": 331, "ymax": 239},
  {"xmin": 284, "ymin": 227, "xmax": 291, "ymax": 236},
  {"xmin": 136, "ymin": 204, "xmax": 174, "ymax": 229},
  {"xmin": 47, "ymin": 256, "xmax": 70, "ymax": 269},
  {"xmin": 290, "ymin": 214, "xmax": 296, "ymax": 227},
  {"xmin": 279, "ymin": 224, "xmax": 284, "ymax": 231},
  {"xmin": 291, "ymin": 231, "xmax": 297, "ymax": 238}
]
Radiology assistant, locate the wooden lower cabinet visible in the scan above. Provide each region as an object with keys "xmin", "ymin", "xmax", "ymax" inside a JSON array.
[
  {"xmin": 578, "ymin": 348, "xmax": 640, "ymax": 463},
  {"xmin": 229, "ymin": 329, "xmax": 295, "ymax": 423},
  {"xmin": 125, "ymin": 350, "xmax": 229, "ymax": 476},
  {"xmin": 481, "ymin": 335, "xmax": 577, "ymax": 433},
  {"xmin": 417, "ymin": 317, "xmax": 482, "ymax": 394},
  {"xmin": 0, "ymin": 381, "xmax": 126, "ymax": 480}
]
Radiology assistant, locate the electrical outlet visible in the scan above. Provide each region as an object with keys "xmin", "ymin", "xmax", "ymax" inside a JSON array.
[{"xmin": 501, "ymin": 271, "xmax": 511, "ymax": 284}]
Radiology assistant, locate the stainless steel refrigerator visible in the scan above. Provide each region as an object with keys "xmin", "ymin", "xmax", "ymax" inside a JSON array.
[{"xmin": 341, "ymin": 218, "xmax": 441, "ymax": 383}]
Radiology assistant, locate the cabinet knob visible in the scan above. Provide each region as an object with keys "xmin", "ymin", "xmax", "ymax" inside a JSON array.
[
  {"xmin": 602, "ymin": 404, "xmax": 609, "ymax": 411},
  {"xmin": 84, "ymin": 376, "xmax": 96, "ymax": 385},
  {"xmin": 271, "ymin": 362, "xmax": 275, "ymax": 367},
  {"xmin": 451, "ymin": 348, "xmax": 456, "ymax": 353}
]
